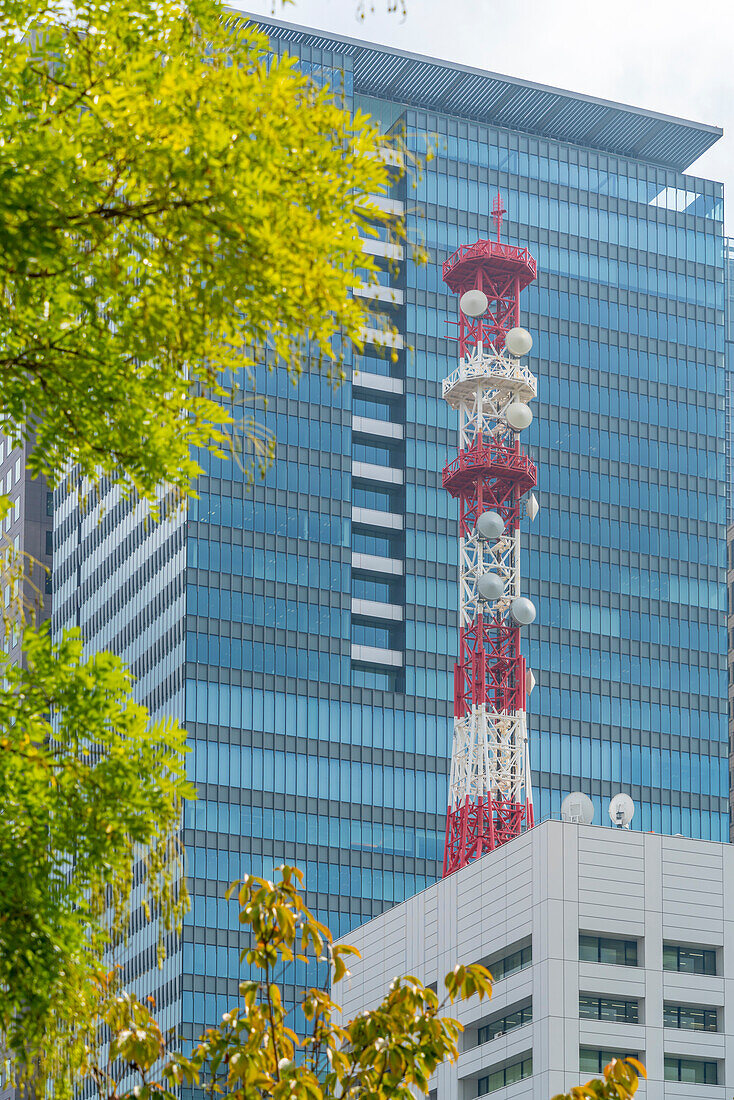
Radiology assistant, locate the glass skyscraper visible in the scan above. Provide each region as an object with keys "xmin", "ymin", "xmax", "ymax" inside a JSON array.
[
  {"xmin": 53, "ymin": 17, "xmax": 728, "ymax": 1043},
  {"xmin": 725, "ymin": 238, "xmax": 734, "ymax": 840}
]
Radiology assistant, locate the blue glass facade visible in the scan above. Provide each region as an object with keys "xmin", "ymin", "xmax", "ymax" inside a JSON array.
[
  {"xmin": 400, "ymin": 114, "xmax": 727, "ymax": 846},
  {"xmin": 53, "ymin": 22, "xmax": 727, "ymax": 1044},
  {"xmin": 725, "ymin": 238, "xmax": 734, "ymax": 841}
]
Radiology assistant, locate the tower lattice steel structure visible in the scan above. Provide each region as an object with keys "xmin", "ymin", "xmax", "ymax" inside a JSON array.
[{"xmin": 441, "ymin": 196, "xmax": 538, "ymax": 877}]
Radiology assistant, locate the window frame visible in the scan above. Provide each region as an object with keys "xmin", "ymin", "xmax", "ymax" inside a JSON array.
[
  {"xmin": 476, "ymin": 1002, "xmax": 533, "ymax": 1046},
  {"xmin": 579, "ymin": 994, "xmax": 639, "ymax": 1024},
  {"xmin": 476, "ymin": 1054, "xmax": 533, "ymax": 1097},
  {"xmin": 663, "ymin": 1056, "xmax": 718, "ymax": 1084},
  {"xmin": 579, "ymin": 1049, "xmax": 641, "ymax": 1076},
  {"xmin": 481, "ymin": 940, "xmax": 532, "ymax": 983},
  {"xmin": 662, "ymin": 943, "xmax": 717, "ymax": 976},
  {"xmin": 663, "ymin": 1003, "xmax": 718, "ymax": 1032},
  {"xmin": 579, "ymin": 934, "xmax": 638, "ymax": 967}
]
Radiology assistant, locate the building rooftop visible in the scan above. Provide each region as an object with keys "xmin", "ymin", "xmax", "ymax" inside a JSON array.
[
  {"xmin": 337, "ymin": 820, "xmax": 734, "ymax": 1100},
  {"xmin": 235, "ymin": 11, "xmax": 722, "ymax": 173}
]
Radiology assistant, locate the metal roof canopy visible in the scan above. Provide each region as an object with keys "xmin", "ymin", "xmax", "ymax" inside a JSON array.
[{"xmin": 237, "ymin": 11, "xmax": 722, "ymax": 174}]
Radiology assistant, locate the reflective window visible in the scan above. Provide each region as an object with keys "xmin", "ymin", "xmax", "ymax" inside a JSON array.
[
  {"xmin": 579, "ymin": 996, "xmax": 638, "ymax": 1023},
  {"xmin": 579, "ymin": 935, "xmax": 638, "ymax": 967},
  {"xmin": 351, "ymin": 667, "xmax": 398, "ymax": 691},
  {"xmin": 353, "ymin": 397, "xmax": 396, "ymax": 422},
  {"xmin": 476, "ymin": 1055, "xmax": 532, "ymax": 1096},
  {"xmin": 664, "ymin": 1057, "xmax": 718, "ymax": 1084},
  {"xmin": 477, "ymin": 1003, "xmax": 532, "ymax": 1045},
  {"xmin": 664, "ymin": 1004, "xmax": 717, "ymax": 1032},
  {"xmin": 484, "ymin": 942, "xmax": 532, "ymax": 981},
  {"xmin": 353, "ymin": 577, "xmax": 398, "ymax": 603},
  {"xmin": 663, "ymin": 944, "xmax": 716, "ymax": 975},
  {"xmin": 184, "ymin": 735, "xmax": 445, "ymax": 815},
  {"xmin": 354, "ymin": 350, "xmax": 397, "ymax": 377},
  {"xmin": 353, "ymin": 442, "xmax": 397, "ymax": 466},
  {"xmin": 352, "ymin": 530, "xmax": 399, "ymax": 557},
  {"xmin": 580, "ymin": 1050, "xmax": 640, "ymax": 1076},
  {"xmin": 352, "ymin": 486, "xmax": 400, "ymax": 512},
  {"xmin": 352, "ymin": 623, "xmax": 393, "ymax": 649}
]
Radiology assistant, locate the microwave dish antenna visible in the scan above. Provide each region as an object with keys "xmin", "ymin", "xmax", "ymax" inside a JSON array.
[
  {"xmin": 561, "ymin": 792, "xmax": 594, "ymax": 825},
  {"xmin": 609, "ymin": 793, "xmax": 635, "ymax": 829}
]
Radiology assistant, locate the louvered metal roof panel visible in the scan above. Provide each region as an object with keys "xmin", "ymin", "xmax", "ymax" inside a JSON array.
[
  {"xmin": 240, "ymin": 12, "xmax": 722, "ymax": 171},
  {"xmin": 495, "ymin": 87, "xmax": 559, "ymax": 129}
]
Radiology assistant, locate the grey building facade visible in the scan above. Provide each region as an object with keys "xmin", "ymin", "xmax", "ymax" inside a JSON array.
[{"xmin": 339, "ymin": 819, "xmax": 734, "ymax": 1098}]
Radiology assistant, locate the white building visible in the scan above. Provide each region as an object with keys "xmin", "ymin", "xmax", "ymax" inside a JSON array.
[{"xmin": 338, "ymin": 819, "xmax": 734, "ymax": 1099}]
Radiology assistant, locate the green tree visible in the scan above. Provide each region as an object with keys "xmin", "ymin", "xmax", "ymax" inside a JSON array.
[
  {"xmin": 85, "ymin": 867, "xmax": 495, "ymax": 1100},
  {"xmin": 0, "ymin": 0, "xmax": 399, "ymax": 1082},
  {"xmin": 82, "ymin": 868, "xmax": 645, "ymax": 1100},
  {"xmin": 0, "ymin": 627, "xmax": 193, "ymax": 1081},
  {"xmin": 2, "ymin": 0, "xmax": 395, "ymax": 504}
]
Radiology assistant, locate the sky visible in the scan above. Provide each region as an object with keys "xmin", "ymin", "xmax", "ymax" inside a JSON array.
[{"xmin": 238, "ymin": 0, "xmax": 734, "ymax": 233}]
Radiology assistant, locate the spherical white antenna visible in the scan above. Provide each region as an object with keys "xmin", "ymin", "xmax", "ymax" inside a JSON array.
[
  {"xmin": 510, "ymin": 596, "xmax": 536, "ymax": 626},
  {"xmin": 561, "ymin": 792, "xmax": 595, "ymax": 825},
  {"xmin": 476, "ymin": 510, "xmax": 504, "ymax": 540},
  {"xmin": 477, "ymin": 572, "xmax": 503, "ymax": 601},
  {"xmin": 608, "ymin": 793, "xmax": 635, "ymax": 829},
  {"xmin": 505, "ymin": 401, "xmax": 533, "ymax": 432},
  {"xmin": 504, "ymin": 327, "xmax": 533, "ymax": 357},
  {"xmin": 460, "ymin": 289, "xmax": 489, "ymax": 318}
]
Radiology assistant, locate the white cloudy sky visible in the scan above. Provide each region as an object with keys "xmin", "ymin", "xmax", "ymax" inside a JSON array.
[{"xmin": 238, "ymin": 0, "xmax": 734, "ymax": 232}]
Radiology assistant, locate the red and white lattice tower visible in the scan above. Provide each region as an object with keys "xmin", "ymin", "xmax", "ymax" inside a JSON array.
[{"xmin": 441, "ymin": 194, "xmax": 539, "ymax": 877}]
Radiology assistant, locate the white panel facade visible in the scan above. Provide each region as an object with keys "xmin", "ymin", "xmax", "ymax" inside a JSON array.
[{"xmin": 338, "ymin": 820, "xmax": 734, "ymax": 1100}]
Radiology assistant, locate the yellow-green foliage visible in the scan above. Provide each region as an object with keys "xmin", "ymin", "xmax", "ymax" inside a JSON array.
[
  {"xmin": 0, "ymin": 0, "xmax": 400, "ymax": 1084},
  {"xmin": 0, "ymin": 0, "xmax": 395, "ymax": 503},
  {"xmin": 85, "ymin": 867, "xmax": 494, "ymax": 1100},
  {"xmin": 552, "ymin": 1056, "xmax": 646, "ymax": 1100},
  {"xmin": 0, "ymin": 626, "xmax": 193, "ymax": 1089}
]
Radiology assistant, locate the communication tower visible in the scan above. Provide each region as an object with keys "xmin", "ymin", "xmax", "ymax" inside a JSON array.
[{"xmin": 441, "ymin": 194, "xmax": 539, "ymax": 876}]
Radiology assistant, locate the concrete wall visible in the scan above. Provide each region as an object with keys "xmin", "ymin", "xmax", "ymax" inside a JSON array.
[{"xmin": 337, "ymin": 820, "xmax": 734, "ymax": 1100}]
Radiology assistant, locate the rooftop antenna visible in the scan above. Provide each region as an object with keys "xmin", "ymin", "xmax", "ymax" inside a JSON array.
[
  {"xmin": 561, "ymin": 792, "xmax": 595, "ymax": 825},
  {"xmin": 608, "ymin": 793, "xmax": 635, "ymax": 830},
  {"xmin": 491, "ymin": 189, "xmax": 506, "ymax": 243},
  {"xmin": 440, "ymin": 204, "xmax": 538, "ymax": 875}
]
